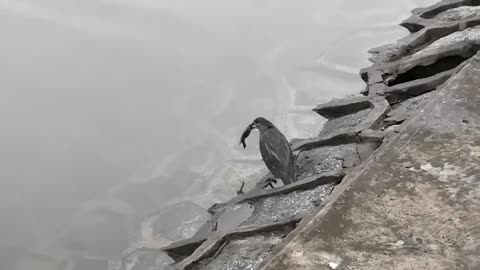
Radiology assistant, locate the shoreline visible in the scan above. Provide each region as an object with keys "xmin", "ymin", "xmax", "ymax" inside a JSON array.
[{"xmin": 125, "ymin": 1, "xmax": 480, "ymax": 269}]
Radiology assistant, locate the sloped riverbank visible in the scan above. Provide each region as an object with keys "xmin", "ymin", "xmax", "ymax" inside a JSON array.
[{"xmin": 124, "ymin": 1, "xmax": 480, "ymax": 269}]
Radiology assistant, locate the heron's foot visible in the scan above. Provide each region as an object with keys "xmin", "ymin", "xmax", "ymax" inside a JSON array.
[{"xmin": 257, "ymin": 177, "xmax": 277, "ymax": 189}]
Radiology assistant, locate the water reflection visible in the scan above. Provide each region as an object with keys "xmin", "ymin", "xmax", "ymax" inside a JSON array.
[{"xmin": 0, "ymin": 0, "xmax": 437, "ymax": 268}]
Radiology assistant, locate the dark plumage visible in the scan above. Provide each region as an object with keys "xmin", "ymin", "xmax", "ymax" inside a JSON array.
[{"xmin": 239, "ymin": 117, "xmax": 296, "ymax": 187}]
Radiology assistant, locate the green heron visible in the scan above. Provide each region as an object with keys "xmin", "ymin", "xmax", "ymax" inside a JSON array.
[{"xmin": 240, "ymin": 117, "xmax": 296, "ymax": 188}]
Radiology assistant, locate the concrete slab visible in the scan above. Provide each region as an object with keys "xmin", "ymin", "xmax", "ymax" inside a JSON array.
[{"xmin": 258, "ymin": 52, "xmax": 480, "ymax": 270}]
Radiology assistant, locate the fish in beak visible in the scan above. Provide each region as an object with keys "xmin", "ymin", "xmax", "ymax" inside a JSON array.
[{"xmin": 240, "ymin": 122, "xmax": 255, "ymax": 149}]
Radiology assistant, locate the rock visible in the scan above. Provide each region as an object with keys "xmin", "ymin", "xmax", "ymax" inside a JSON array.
[
  {"xmin": 190, "ymin": 232, "xmax": 284, "ymax": 270},
  {"xmin": 313, "ymin": 96, "xmax": 370, "ymax": 119},
  {"xmin": 241, "ymin": 184, "xmax": 334, "ymax": 227},
  {"xmin": 319, "ymin": 109, "xmax": 371, "ymax": 137},
  {"xmin": 435, "ymin": 6, "xmax": 480, "ymax": 22},
  {"xmin": 384, "ymin": 91, "xmax": 436, "ymax": 125},
  {"xmin": 384, "ymin": 65, "xmax": 459, "ymax": 103},
  {"xmin": 412, "ymin": 25, "xmax": 480, "ymax": 58},
  {"xmin": 368, "ymin": 42, "xmax": 411, "ymax": 63},
  {"xmin": 295, "ymin": 144, "xmax": 359, "ymax": 179}
]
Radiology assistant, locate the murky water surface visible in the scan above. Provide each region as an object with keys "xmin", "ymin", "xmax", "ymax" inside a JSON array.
[{"xmin": 0, "ymin": 0, "xmax": 437, "ymax": 268}]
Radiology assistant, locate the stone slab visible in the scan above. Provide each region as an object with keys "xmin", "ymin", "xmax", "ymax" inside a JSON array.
[
  {"xmin": 207, "ymin": 172, "xmax": 344, "ymax": 214},
  {"xmin": 190, "ymin": 232, "xmax": 284, "ymax": 270},
  {"xmin": 170, "ymin": 222, "xmax": 296, "ymax": 270},
  {"xmin": 240, "ymin": 183, "xmax": 334, "ymax": 227},
  {"xmin": 313, "ymin": 96, "xmax": 370, "ymax": 119},
  {"xmin": 367, "ymin": 0, "xmax": 480, "ymax": 65},
  {"xmin": 384, "ymin": 91, "xmax": 436, "ymax": 125}
]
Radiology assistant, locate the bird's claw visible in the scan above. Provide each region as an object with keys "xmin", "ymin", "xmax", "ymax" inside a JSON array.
[{"xmin": 258, "ymin": 177, "xmax": 277, "ymax": 189}]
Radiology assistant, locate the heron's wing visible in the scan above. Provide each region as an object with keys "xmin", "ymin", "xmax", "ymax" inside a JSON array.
[{"xmin": 259, "ymin": 128, "xmax": 295, "ymax": 184}]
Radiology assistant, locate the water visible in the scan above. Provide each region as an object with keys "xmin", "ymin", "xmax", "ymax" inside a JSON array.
[{"xmin": 0, "ymin": 0, "xmax": 437, "ymax": 268}]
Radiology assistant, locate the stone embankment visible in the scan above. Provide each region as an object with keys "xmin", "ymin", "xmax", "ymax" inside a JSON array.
[{"xmin": 123, "ymin": 1, "xmax": 480, "ymax": 269}]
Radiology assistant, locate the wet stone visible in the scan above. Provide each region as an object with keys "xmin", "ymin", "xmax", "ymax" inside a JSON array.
[
  {"xmin": 318, "ymin": 108, "xmax": 371, "ymax": 137},
  {"xmin": 295, "ymin": 144, "xmax": 360, "ymax": 179},
  {"xmin": 191, "ymin": 232, "xmax": 284, "ymax": 270},
  {"xmin": 241, "ymin": 184, "xmax": 334, "ymax": 226},
  {"xmin": 436, "ymin": 6, "xmax": 480, "ymax": 22}
]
